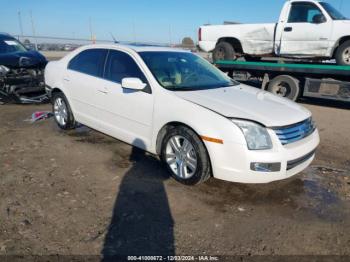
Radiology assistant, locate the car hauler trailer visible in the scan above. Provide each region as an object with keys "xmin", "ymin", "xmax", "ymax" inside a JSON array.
[{"xmin": 215, "ymin": 60, "xmax": 350, "ymax": 102}]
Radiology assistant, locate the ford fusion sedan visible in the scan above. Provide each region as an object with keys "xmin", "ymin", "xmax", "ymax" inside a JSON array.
[{"xmin": 45, "ymin": 44, "xmax": 320, "ymax": 185}]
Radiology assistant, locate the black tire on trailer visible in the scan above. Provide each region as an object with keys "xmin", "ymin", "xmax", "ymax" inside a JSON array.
[
  {"xmin": 335, "ymin": 40, "xmax": 350, "ymax": 66},
  {"xmin": 213, "ymin": 41, "xmax": 236, "ymax": 62},
  {"xmin": 267, "ymin": 75, "xmax": 300, "ymax": 101},
  {"xmin": 161, "ymin": 125, "xmax": 212, "ymax": 186},
  {"xmin": 52, "ymin": 92, "xmax": 76, "ymax": 130}
]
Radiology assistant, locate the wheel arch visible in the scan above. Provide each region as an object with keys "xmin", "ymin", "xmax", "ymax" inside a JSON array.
[
  {"xmin": 332, "ymin": 36, "xmax": 350, "ymax": 58},
  {"xmin": 50, "ymin": 87, "xmax": 77, "ymax": 121},
  {"xmin": 50, "ymin": 87, "xmax": 64, "ymax": 102},
  {"xmin": 155, "ymin": 121, "xmax": 210, "ymax": 157},
  {"xmin": 51, "ymin": 87, "xmax": 63, "ymax": 95},
  {"xmin": 155, "ymin": 121, "xmax": 213, "ymax": 179},
  {"xmin": 217, "ymin": 37, "xmax": 243, "ymax": 54},
  {"xmin": 156, "ymin": 121, "xmax": 201, "ymax": 155}
]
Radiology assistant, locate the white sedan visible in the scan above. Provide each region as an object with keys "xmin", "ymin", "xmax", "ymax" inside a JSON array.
[{"xmin": 45, "ymin": 44, "xmax": 320, "ymax": 185}]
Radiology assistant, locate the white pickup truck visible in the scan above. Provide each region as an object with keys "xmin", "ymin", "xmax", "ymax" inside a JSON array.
[{"xmin": 199, "ymin": 0, "xmax": 350, "ymax": 65}]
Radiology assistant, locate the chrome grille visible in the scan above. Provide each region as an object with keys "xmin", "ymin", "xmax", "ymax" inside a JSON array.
[{"xmin": 273, "ymin": 118, "xmax": 316, "ymax": 145}]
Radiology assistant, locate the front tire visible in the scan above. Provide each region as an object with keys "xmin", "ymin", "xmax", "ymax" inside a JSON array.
[
  {"xmin": 52, "ymin": 92, "xmax": 76, "ymax": 130},
  {"xmin": 335, "ymin": 40, "xmax": 350, "ymax": 65},
  {"xmin": 161, "ymin": 126, "xmax": 211, "ymax": 186}
]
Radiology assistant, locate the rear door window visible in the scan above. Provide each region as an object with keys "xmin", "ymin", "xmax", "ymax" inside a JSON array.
[{"xmin": 68, "ymin": 49, "xmax": 107, "ymax": 77}]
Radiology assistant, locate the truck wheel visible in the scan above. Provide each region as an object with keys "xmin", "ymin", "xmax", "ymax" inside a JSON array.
[
  {"xmin": 335, "ymin": 40, "xmax": 350, "ymax": 65},
  {"xmin": 52, "ymin": 92, "xmax": 76, "ymax": 130},
  {"xmin": 213, "ymin": 41, "xmax": 236, "ymax": 62},
  {"xmin": 267, "ymin": 75, "xmax": 300, "ymax": 101}
]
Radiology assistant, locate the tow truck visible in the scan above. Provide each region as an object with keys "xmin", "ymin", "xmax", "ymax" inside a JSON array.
[
  {"xmin": 199, "ymin": 0, "xmax": 350, "ymax": 65},
  {"xmin": 215, "ymin": 59, "xmax": 350, "ymax": 102}
]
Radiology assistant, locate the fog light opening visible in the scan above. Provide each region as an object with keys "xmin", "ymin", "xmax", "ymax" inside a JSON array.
[{"xmin": 250, "ymin": 162, "xmax": 281, "ymax": 172}]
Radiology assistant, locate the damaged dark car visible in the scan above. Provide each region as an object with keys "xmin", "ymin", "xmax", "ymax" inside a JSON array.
[{"xmin": 0, "ymin": 33, "xmax": 48, "ymax": 104}]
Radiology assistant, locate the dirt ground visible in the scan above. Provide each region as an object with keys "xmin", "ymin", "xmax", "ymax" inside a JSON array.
[{"xmin": 0, "ymin": 98, "xmax": 350, "ymax": 258}]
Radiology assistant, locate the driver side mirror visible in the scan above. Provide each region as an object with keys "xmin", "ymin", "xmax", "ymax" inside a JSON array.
[
  {"xmin": 121, "ymin": 77, "xmax": 147, "ymax": 91},
  {"xmin": 312, "ymin": 14, "xmax": 326, "ymax": 24}
]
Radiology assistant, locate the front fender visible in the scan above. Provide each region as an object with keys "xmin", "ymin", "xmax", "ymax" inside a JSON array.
[{"xmin": 151, "ymin": 92, "xmax": 246, "ymax": 155}]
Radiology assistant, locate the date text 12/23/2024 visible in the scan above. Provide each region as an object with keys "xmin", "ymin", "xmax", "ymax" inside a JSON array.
[{"xmin": 127, "ymin": 256, "xmax": 219, "ymax": 261}]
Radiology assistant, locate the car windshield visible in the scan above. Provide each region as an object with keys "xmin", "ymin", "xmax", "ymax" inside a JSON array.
[
  {"xmin": 320, "ymin": 2, "xmax": 347, "ymax": 20},
  {"xmin": 139, "ymin": 51, "xmax": 239, "ymax": 91},
  {"xmin": 0, "ymin": 38, "xmax": 27, "ymax": 54}
]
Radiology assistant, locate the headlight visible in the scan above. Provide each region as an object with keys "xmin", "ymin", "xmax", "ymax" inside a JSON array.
[
  {"xmin": 20, "ymin": 57, "xmax": 32, "ymax": 67},
  {"xmin": 232, "ymin": 119, "xmax": 272, "ymax": 150},
  {"xmin": 0, "ymin": 65, "xmax": 10, "ymax": 75}
]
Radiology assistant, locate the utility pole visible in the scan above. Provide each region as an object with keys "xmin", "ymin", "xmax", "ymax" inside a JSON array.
[
  {"xmin": 132, "ymin": 20, "xmax": 136, "ymax": 43},
  {"xmin": 30, "ymin": 11, "xmax": 38, "ymax": 50},
  {"xmin": 168, "ymin": 24, "xmax": 172, "ymax": 46},
  {"xmin": 89, "ymin": 17, "xmax": 95, "ymax": 44},
  {"xmin": 18, "ymin": 11, "xmax": 24, "ymax": 37}
]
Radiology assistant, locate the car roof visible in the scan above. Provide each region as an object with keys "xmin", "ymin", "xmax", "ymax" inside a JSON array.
[
  {"xmin": 0, "ymin": 33, "xmax": 15, "ymax": 40},
  {"xmin": 81, "ymin": 43, "xmax": 190, "ymax": 53},
  {"xmin": 289, "ymin": 0, "xmax": 321, "ymax": 3}
]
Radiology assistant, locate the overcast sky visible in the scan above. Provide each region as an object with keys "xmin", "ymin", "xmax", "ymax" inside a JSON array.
[{"xmin": 1, "ymin": 0, "xmax": 349, "ymax": 44}]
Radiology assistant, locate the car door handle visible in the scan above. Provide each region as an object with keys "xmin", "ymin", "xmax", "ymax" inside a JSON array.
[
  {"xmin": 284, "ymin": 27, "xmax": 293, "ymax": 32},
  {"xmin": 98, "ymin": 87, "xmax": 109, "ymax": 94},
  {"xmin": 63, "ymin": 78, "xmax": 70, "ymax": 82}
]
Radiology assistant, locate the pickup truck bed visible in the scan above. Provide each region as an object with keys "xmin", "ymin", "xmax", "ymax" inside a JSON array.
[{"xmin": 200, "ymin": 24, "xmax": 276, "ymax": 55}]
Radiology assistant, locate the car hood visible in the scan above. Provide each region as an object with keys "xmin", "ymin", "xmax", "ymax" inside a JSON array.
[
  {"xmin": 0, "ymin": 50, "xmax": 47, "ymax": 68},
  {"xmin": 174, "ymin": 84, "xmax": 311, "ymax": 127}
]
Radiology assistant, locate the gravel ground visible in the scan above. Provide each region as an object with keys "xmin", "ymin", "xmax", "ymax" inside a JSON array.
[{"xmin": 0, "ymin": 99, "xmax": 350, "ymax": 258}]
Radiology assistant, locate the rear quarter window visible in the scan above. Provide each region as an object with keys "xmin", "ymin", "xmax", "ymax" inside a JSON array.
[{"xmin": 68, "ymin": 49, "xmax": 107, "ymax": 77}]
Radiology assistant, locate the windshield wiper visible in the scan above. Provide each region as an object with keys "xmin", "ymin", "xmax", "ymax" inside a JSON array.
[{"xmin": 165, "ymin": 86, "xmax": 198, "ymax": 91}]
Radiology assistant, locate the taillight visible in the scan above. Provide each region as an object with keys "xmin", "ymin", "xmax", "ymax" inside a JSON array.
[{"xmin": 198, "ymin": 28, "xmax": 202, "ymax": 42}]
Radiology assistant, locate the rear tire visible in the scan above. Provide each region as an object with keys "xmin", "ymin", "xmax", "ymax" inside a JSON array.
[
  {"xmin": 161, "ymin": 126, "xmax": 211, "ymax": 186},
  {"xmin": 335, "ymin": 40, "xmax": 350, "ymax": 66},
  {"xmin": 267, "ymin": 75, "xmax": 300, "ymax": 101},
  {"xmin": 52, "ymin": 92, "xmax": 76, "ymax": 130},
  {"xmin": 213, "ymin": 41, "xmax": 236, "ymax": 62}
]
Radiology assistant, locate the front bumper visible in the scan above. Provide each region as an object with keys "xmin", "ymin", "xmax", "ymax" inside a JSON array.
[
  {"xmin": 205, "ymin": 129, "xmax": 320, "ymax": 184},
  {"xmin": 0, "ymin": 67, "xmax": 47, "ymax": 103}
]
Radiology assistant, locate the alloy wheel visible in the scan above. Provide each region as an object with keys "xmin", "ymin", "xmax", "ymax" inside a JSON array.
[
  {"xmin": 54, "ymin": 97, "xmax": 68, "ymax": 126},
  {"xmin": 165, "ymin": 135, "xmax": 198, "ymax": 179}
]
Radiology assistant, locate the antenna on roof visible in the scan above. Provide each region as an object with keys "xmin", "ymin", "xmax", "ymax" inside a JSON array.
[{"xmin": 110, "ymin": 32, "xmax": 119, "ymax": 43}]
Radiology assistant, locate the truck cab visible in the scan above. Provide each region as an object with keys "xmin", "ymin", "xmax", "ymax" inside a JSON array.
[
  {"xmin": 276, "ymin": 0, "xmax": 349, "ymax": 61},
  {"xmin": 199, "ymin": 0, "xmax": 350, "ymax": 65}
]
